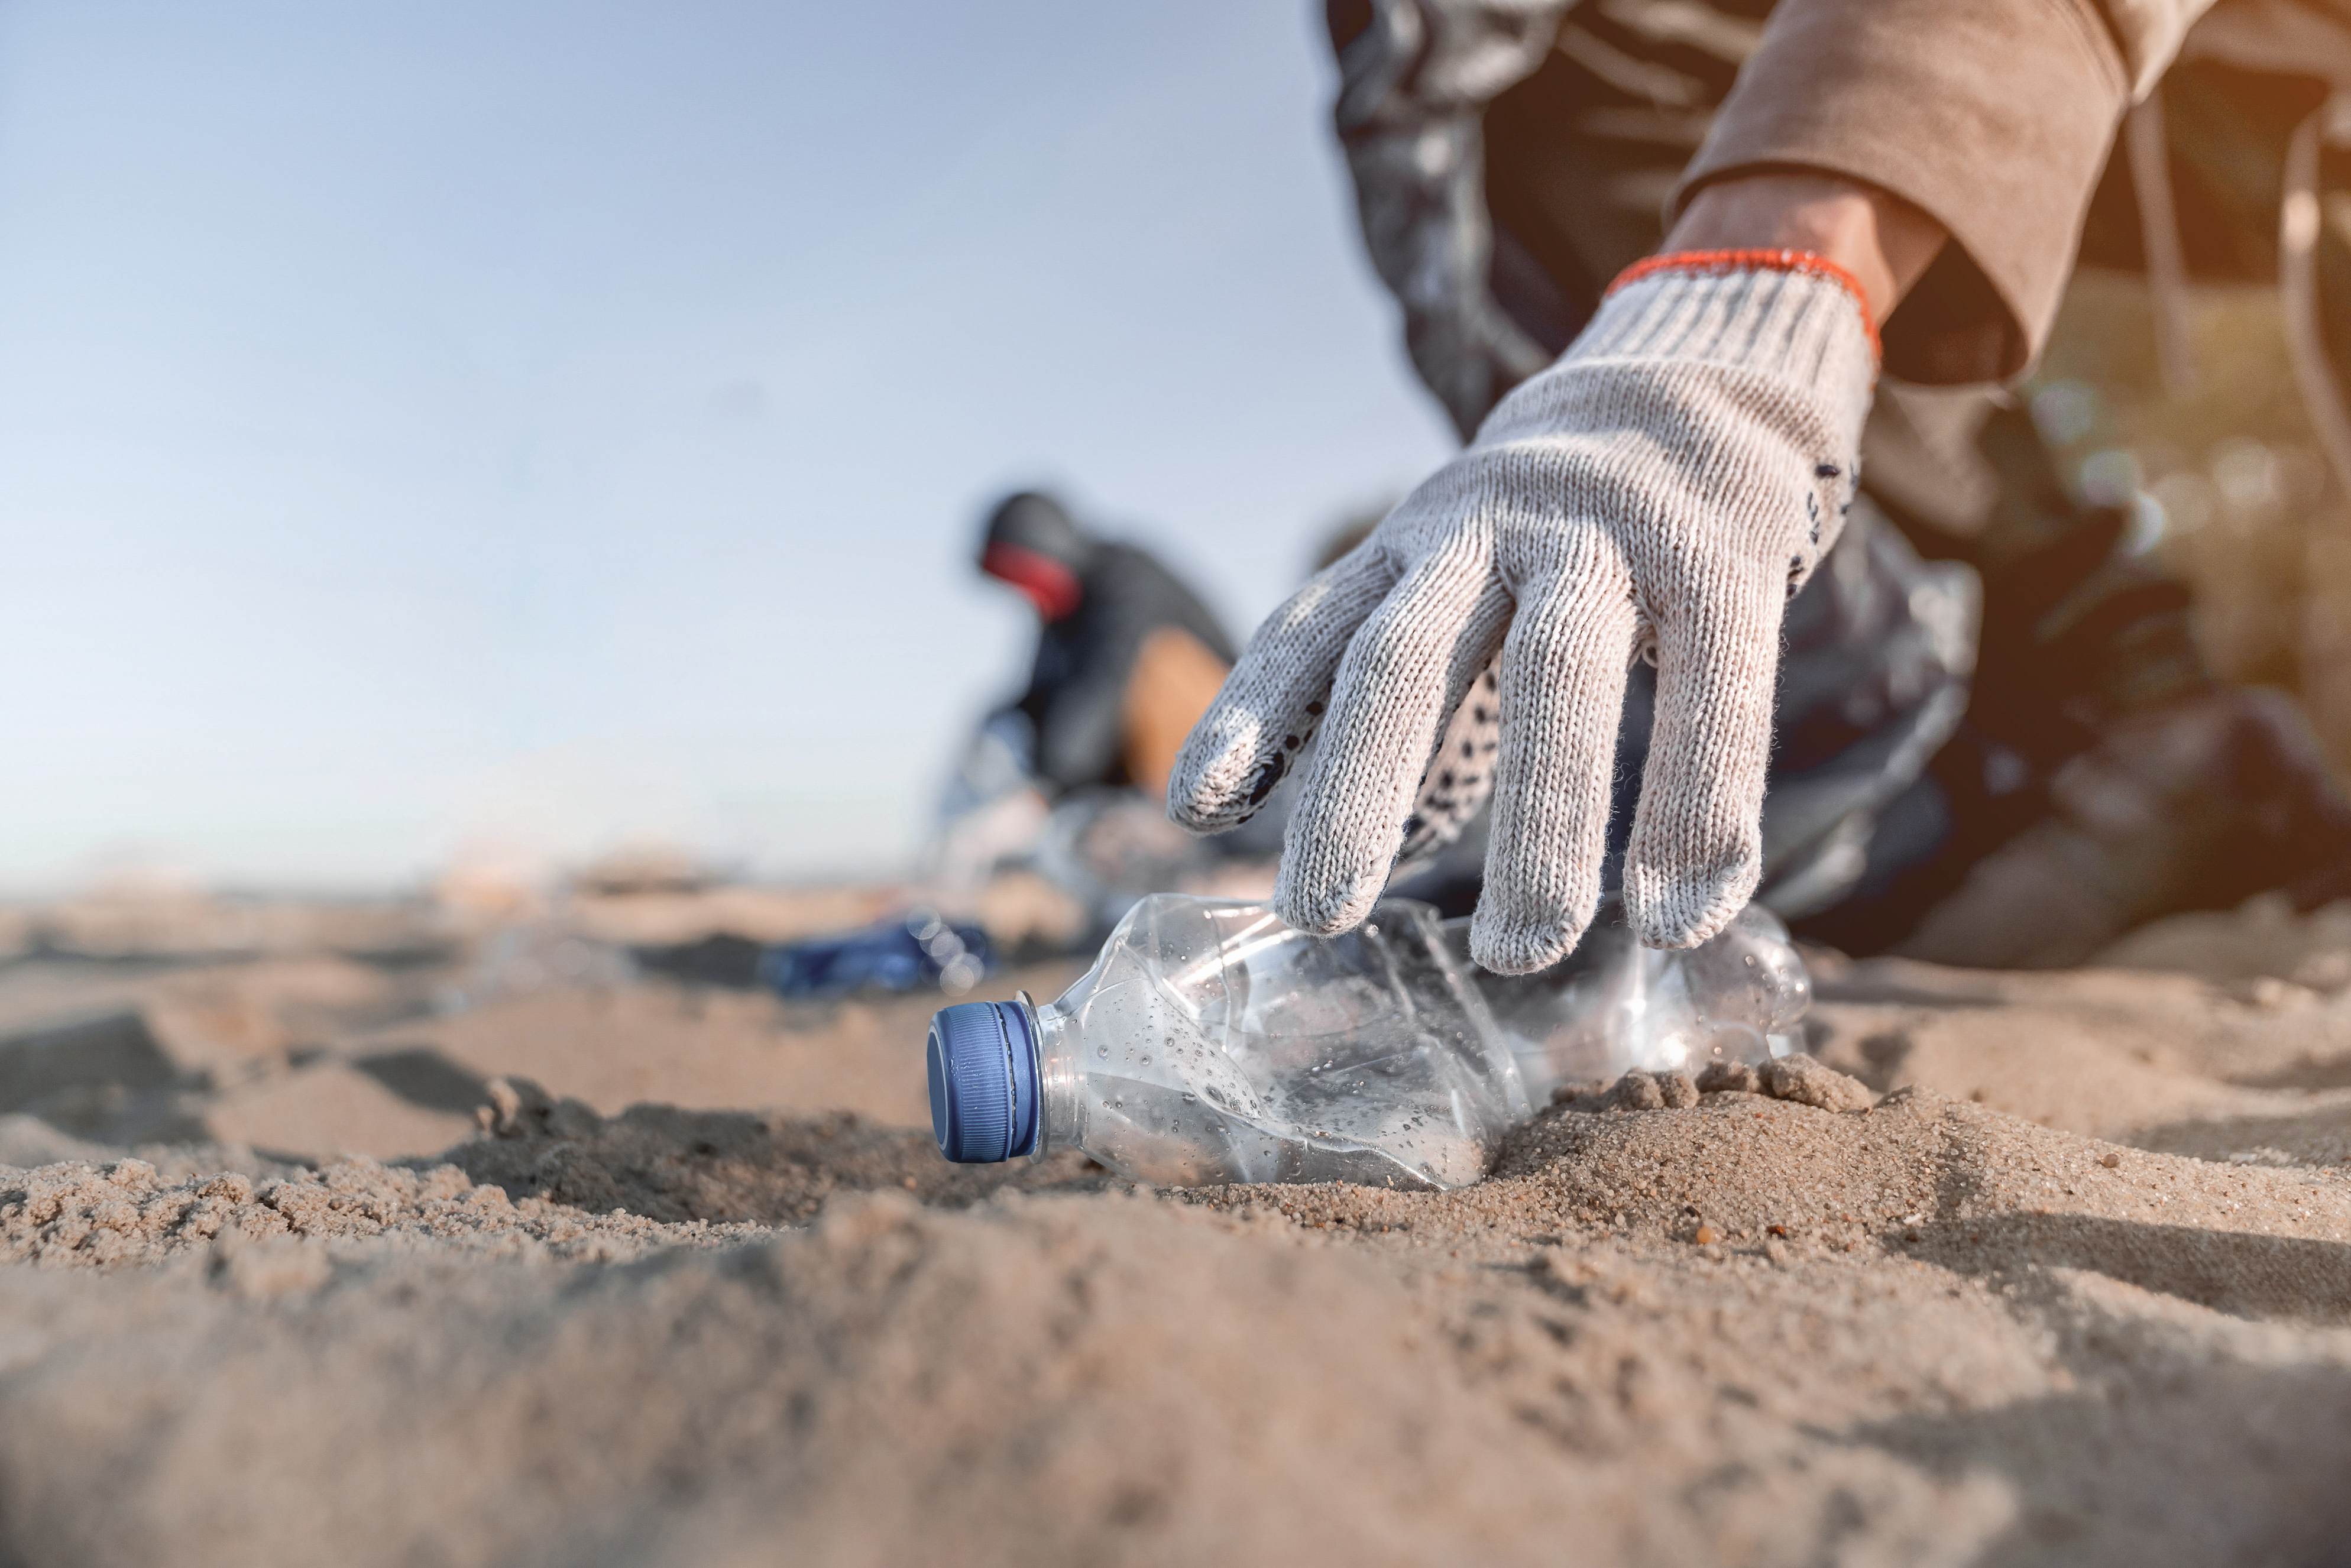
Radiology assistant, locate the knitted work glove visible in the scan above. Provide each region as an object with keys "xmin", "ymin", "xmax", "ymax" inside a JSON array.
[{"xmin": 1168, "ymin": 253, "xmax": 1877, "ymax": 973}]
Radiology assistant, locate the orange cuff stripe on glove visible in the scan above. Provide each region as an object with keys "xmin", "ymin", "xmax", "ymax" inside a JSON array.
[{"xmin": 1610, "ymin": 249, "xmax": 1882, "ymax": 362}]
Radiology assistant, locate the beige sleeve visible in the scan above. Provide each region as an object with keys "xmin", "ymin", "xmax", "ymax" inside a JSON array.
[
  {"xmin": 2109, "ymin": 0, "xmax": 2225, "ymax": 93},
  {"xmin": 1671, "ymin": 0, "xmax": 2216, "ymax": 383}
]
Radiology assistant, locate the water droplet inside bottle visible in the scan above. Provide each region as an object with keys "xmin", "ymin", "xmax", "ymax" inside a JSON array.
[{"xmin": 1096, "ymin": 1045, "xmax": 1109, "ymax": 1059}]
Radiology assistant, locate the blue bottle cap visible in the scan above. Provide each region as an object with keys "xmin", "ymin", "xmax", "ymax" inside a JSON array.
[{"xmin": 926, "ymin": 1000, "xmax": 1040, "ymax": 1163}]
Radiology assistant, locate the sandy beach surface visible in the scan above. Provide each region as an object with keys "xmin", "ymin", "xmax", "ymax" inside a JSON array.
[{"xmin": 2, "ymin": 882, "xmax": 2349, "ymax": 1565}]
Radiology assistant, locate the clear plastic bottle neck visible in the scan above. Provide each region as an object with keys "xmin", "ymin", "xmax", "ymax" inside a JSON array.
[{"xmin": 1018, "ymin": 992, "xmax": 1087, "ymax": 1163}]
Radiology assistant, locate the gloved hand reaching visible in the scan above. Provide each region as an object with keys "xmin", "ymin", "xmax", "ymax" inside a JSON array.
[{"xmin": 1167, "ymin": 252, "xmax": 1878, "ymax": 974}]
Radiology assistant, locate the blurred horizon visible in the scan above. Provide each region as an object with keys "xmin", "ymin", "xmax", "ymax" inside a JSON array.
[{"xmin": 0, "ymin": 1, "xmax": 1456, "ymax": 895}]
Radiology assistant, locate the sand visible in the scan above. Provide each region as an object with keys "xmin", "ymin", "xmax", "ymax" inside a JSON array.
[{"xmin": 1, "ymin": 885, "xmax": 2349, "ymax": 1565}]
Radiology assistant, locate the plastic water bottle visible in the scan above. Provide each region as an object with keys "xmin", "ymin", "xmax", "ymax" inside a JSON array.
[{"xmin": 924, "ymin": 893, "xmax": 1809, "ymax": 1190}]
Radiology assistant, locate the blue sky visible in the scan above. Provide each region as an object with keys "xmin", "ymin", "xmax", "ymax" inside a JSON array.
[{"xmin": 0, "ymin": 1, "xmax": 1453, "ymax": 890}]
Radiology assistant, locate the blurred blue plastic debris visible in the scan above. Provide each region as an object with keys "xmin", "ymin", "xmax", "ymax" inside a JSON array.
[
  {"xmin": 759, "ymin": 910, "xmax": 995, "ymax": 998},
  {"xmin": 627, "ymin": 909, "xmax": 996, "ymax": 997}
]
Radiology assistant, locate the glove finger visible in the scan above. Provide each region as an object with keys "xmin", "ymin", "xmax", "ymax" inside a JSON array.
[
  {"xmin": 1622, "ymin": 553, "xmax": 1785, "ymax": 948},
  {"xmin": 1275, "ymin": 546, "xmax": 1510, "ymax": 935},
  {"xmin": 1392, "ymin": 656, "xmax": 1502, "ymax": 876},
  {"xmin": 1468, "ymin": 533, "xmax": 1640, "ymax": 976},
  {"xmin": 1167, "ymin": 545, "xmax": 1398, "ymax": 834}
]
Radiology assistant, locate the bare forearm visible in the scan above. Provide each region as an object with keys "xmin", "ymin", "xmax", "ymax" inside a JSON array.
[{"xmin": 1663, "ymin": 173, "xmax": 1948, "ymax": 326}]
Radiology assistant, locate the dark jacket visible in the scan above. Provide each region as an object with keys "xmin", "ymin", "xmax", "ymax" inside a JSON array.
[{"xmin": 1016, "ymin": 544, "xmax": 1236, "ymax": 793}]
